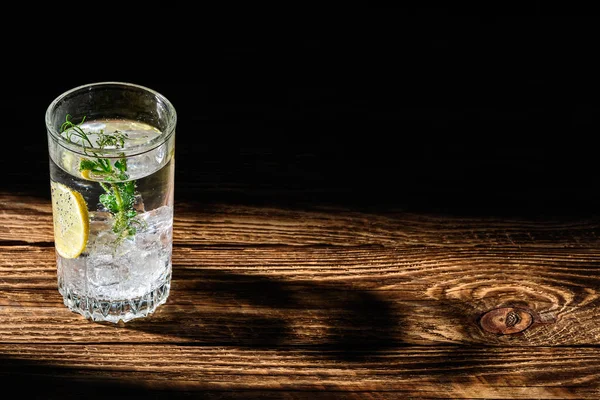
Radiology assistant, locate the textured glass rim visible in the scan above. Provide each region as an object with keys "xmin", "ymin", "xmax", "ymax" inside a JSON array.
[{"xmin": 45, "ymin": 81, "xmax": 177, "ymax": 157}]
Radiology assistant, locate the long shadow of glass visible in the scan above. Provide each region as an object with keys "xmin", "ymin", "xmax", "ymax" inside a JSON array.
[
  {"xmin": 0, "ymin": 268, "xmax": 402, "ymax": 396},
  {"xmin": 124, "ymin": 268, "xmax": 401, "ymax": 361}
]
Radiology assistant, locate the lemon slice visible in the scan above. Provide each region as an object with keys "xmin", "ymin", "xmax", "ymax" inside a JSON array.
[
  {"xmin": 80, "ymin": 169, "xmax": 92, "ymax": 180},
  {"xmin": 50, "ymin": 181, "xmax": 90, "ymax": 259}
]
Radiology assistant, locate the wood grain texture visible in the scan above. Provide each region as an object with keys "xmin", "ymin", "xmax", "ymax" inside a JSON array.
[
  {"xmin": 1, "ymin": 243, "xmax": 599, "ymax": 347},
  {"xmin": 3, "ymin": 194, "xmax": 600, "ymax": 248},
  {"xmin": 1, "ymin": 194, "xmax": 600, "ymax": 398},
  {"xmin": 1, "ymin": 344, "xmax": 599, "ymax": 399}
]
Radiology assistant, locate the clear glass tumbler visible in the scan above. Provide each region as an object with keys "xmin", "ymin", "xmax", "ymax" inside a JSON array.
[{"xmin": 45, "ymin": 82, "xmax": 177, "ymax": 323}]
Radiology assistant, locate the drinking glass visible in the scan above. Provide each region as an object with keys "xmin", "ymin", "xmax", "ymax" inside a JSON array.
[{"xmin": 45, "ymin": 82, "xmax": 177, "ymax": 323}]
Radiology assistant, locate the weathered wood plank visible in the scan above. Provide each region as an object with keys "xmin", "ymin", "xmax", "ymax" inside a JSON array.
[
  {"xmin": 0, "ymin": 297, "xmax": 598, "ymax": 346},
  {"xmin": 2, "ymin": 195, "xmax": 600, "ymax": 248},
  {"xmin": 1, "ymin": 302, "xmax": 597, "ymax": 347},
  {"xmin": 3, "ymin": 244, "xmax": 599, "ymax": 305},
  {"xmin": 4, "ymin": 244, "xmax": 600, "ymax": 290},
  {"xmin": 0, "ymin": 345, "xmax": 598, "ymax": 399},
  {"xmin": 0, "ymin": 245, "xmax": 599, "ymax": 346}
]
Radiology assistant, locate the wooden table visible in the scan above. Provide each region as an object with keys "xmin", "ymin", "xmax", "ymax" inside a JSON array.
[{"xmin": 1, "ymin": 139, "xmax": 599, "ymax": 399}]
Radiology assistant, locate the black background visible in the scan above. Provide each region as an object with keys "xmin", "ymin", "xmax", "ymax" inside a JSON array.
[{"xmin": 3, "ymin": 7, "xmax": 599, "ymax": 217}]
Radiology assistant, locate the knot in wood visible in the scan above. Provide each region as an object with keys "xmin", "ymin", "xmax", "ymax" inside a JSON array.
[
  {"xmin": 479, "ymin": 307, "xmax": 533, "ymax": 335},
  {"xmin": 505, "ymin": 310, "xmax": 520, "ymax": 327}
]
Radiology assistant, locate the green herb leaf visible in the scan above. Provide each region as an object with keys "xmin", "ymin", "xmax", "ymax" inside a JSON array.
[
  {"xmin": 114, "ymin": 159, "xmax": 127, "ymax": 172},
  {"xmin": 79, "ymin": 158, "xmax": 99, "ymax": 171},
  {"xmin": 61, "ymin": 115, "xmax": 143, "ymax": 244},
  {"xmin": 99, "ymin": 193, "xmax": 119, "ymax": 213},
  {"xmin": 96, "ymin": 129, "xmax": 128, "ymax": 149},
  {"xmin": 122, "ymin": 180, "xmax": 135, "ymax": 195}
]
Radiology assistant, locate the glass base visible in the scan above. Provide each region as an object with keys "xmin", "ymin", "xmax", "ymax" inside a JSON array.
[{"xmin": 58, "ymin": 273, "xmax": 171, "ymax": 323}]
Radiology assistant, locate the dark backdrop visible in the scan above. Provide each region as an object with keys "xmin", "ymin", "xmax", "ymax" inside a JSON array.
[{"xmin": 2, "ymin": 8, "xmax": 599, "ymax": 217}]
